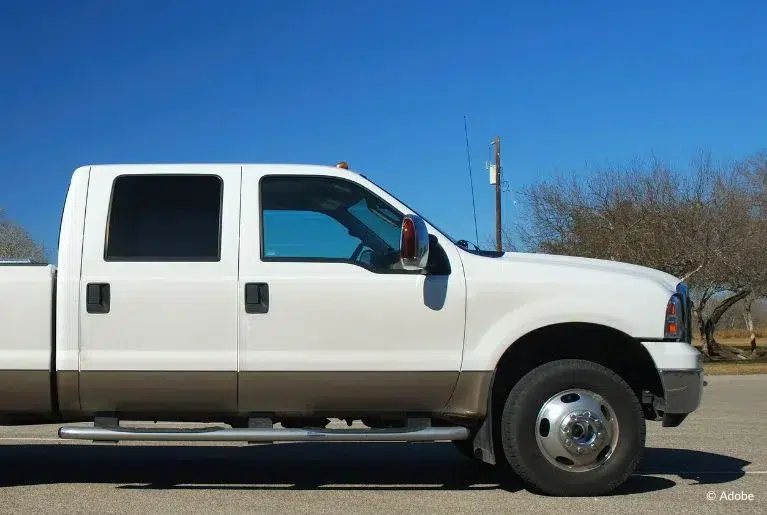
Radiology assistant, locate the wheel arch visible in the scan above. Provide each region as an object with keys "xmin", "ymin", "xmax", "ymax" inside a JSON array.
[
  {"xmin": 470, "ymin": 322, "xmax": 663, "ymax": 466},
  {"xmin": 490, "ymin": 322, "xmax": 664, "ymax": 406}
]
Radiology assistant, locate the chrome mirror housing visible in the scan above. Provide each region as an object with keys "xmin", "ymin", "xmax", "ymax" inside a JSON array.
[{"xmin": 400, "ymin": 214, "xmax": 430, "ymax": 271}]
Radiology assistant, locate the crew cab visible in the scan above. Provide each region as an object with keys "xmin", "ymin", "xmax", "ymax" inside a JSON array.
[{"xmin": 0, "ymin": 163, "xmax": 703, "ymax": 496}]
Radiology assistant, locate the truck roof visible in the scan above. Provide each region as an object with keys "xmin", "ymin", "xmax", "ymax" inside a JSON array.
[{"xmin": 82, "ymin": 163, "xmax": 362, "ymax": 178}]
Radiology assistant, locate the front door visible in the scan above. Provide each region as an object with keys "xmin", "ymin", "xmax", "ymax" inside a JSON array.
[
  {"xmin": 78, "ymin": 165, "xmax": 241, "ymax": 414},
  {"xmin": 237, "ymin": 168, "xmax": 467, "ymax": 415}
]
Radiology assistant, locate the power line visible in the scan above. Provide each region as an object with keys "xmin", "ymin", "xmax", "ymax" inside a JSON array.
[{"xmin": 463, "ymin": 116, "xmax": 480, "ymax": 247}]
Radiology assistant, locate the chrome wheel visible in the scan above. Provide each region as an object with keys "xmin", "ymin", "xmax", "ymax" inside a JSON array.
[{"xmin": 534, "ymin": 389, "xmax": 619, "ymax": 472}]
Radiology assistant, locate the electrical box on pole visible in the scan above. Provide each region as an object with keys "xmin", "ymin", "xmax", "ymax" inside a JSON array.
[{"xmin": 487, "ymin": 163, "xmax": 497, "ymax": 185}]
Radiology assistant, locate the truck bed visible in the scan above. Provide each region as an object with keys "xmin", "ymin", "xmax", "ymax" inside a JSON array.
[{"xmin": 0, "ymin": 263, "xmax": 57, "ymax": 414}]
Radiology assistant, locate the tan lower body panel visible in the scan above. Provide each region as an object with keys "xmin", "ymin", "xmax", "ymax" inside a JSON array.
[
  {"xmin": 4, "ymin": 370, "xmax": 492, "ymax": 420},
  {"xmin": 0, "ymin": 370, "xmax": 52, "ymax": 413},
  {"xmin": 57, "ymin": 370, "xmax": 80, "ymax": 413},
  {"xmin": 238, "ymin": 371, "xmax": 461, "ymax": 415},
  {"xmin": 440, "ymin": 371, "xmax": 493, "ymax": 418},
  {"xmin": 79, "ymin": 371, "xmax": 238, "ymax": 414}
]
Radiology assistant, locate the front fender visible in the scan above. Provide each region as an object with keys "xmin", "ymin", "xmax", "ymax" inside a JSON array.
[{"xmin": 460, "ymin": 288, "xmax": 670, "ymax": 371}]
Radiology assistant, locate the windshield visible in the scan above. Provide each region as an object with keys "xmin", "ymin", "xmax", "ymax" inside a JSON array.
[{"xmin": 350, "ymin": 174, "xmax": 504, "ymax": 257}]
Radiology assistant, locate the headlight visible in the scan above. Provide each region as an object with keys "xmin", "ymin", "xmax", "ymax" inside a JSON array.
[
  {"xmin": 665, "ymin": 283, "xmax": 692, "ymax": 341},
  {"xmin": 664, "ymin": 295, "xmax": 683, "ymax": 339}
]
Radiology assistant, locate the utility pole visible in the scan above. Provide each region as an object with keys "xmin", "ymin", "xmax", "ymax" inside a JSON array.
[{"xmin": 493, "ymin": 136, "xmax": 502, "ymax": 252}]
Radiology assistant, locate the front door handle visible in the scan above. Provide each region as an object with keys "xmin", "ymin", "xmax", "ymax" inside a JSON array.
[
  {"xmin": 244, "ymin": 283, "xmax": 269, "ymax": 314},
  {"xmin": 86, "ymin": 283, "xmax": 110, "ymax": 314}
]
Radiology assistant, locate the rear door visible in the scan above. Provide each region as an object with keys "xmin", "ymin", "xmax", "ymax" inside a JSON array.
[{"xmin": 78, "ymin": 165, "xmax": 241, "ymax": 414}]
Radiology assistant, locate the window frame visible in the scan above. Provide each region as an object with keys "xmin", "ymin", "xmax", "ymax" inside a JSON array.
[
  {"xmin": 258, "ymin": 174, "xmax": 424, "ymax": 275},
  {"xmin": 102, "ymin": 173, "xmax": 225, "ymax": 263}
]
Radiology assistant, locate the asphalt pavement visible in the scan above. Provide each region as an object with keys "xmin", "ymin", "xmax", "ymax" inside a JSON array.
[{"xmin": 0, "ymin": 375, "xmax": 765, "ymax": 514}]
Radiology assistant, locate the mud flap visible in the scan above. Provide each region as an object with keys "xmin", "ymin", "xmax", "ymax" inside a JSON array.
[{"xmin": 471, "ymin": 373, "xmax": 498, "ymax": 465}]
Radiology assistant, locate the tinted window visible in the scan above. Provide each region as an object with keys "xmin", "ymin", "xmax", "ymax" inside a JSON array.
[
  {"xmin": 260, "ymin": 175, "xmax": 405, "ymax": 270},
  {"xmin": 347, "ymin": 199, "xmax": 401, "ymax": 250},
  {"xmin": 263, "ymin": 210, "xmax": 361, "ymax": 258},
  {"xmin": 105, "ymin": 174, "xmax": 222, "ymax": 261}
]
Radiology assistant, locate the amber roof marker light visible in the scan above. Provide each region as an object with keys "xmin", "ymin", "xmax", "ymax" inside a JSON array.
[{"xmin": 336, "ymin": 161, "xmax": 349, "ymax": 169}]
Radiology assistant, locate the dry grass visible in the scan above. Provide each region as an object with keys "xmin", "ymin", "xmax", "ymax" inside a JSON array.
[
  {"xmin": 691, "ymin": 334, "xmax": 762, "ymax": 350},
  {"xmin": 692, "ymin": 333, "xmax": 762, "ymax": 345},
  {"xmin": 703, "ymin": 361, "xmax": 767, "ymax": 375},
  {"xmin": 712, "ymin": 327, "xmax": 766, "ymax": 339},
  {"xmin": 689, "ymin": 336, "xmax": 767, "ymax": 375}
]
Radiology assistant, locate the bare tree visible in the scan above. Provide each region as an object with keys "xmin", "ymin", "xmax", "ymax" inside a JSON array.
[
  {"xmin": 511, "ymin": 151, "xmax": 767, "ymax": 358},
  {"xmin": 733, "ymin": 152, "xmax": 767, "ymax": 354},
  {"xmin": 743, "ymin": 293, "xmax": 758, "ymax": 354},
  {"xmin": 689, "ymin": 157, "xmax": 758, "ymax": 356},
  {"xmin": 0, "ymin": 208, "xmax": 47, "ymax": 263}
]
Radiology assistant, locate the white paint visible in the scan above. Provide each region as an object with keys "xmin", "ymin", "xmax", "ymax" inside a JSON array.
[
  {"xmin": 458, "ymin": 249, "xmax": 684, "ymax": 370},
  {"xmin": 237, "ymin": 165, "xmax": 467, "ymax": 372},
  {"xmin": 78, "ymin": 165, "xmax": 241, "ymax": 371},
  {"xmin": 0, "ymin": 264, "xmax": 56, "ymax": 369},
  {"xmin": 1, "ymin": 162, "xmax": 705, "ymax": 421},
  {"xmin": 631, "ymin": 471, "xmax": 767, "ymax": 475},
  {"xmin": 55, "ymin": 165, "xmax": 90, "ymax": 374},
  {"xmin": 0, "ymin": 437, "xmax": 67, "ymax": 442},
  {"xmin": 641, "ymin": 341, "xmax": 704, "ymax": 370}
]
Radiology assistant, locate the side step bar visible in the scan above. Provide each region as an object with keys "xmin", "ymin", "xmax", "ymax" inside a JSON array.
[{"xmin": 58, "ymin": 425, "xmax": 470, "ymax": 443}]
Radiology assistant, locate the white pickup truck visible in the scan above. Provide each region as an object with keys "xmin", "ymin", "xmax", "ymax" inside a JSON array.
[{"xmin": 0, "ymin": 162, "xmax": 703, "ymax": 496}]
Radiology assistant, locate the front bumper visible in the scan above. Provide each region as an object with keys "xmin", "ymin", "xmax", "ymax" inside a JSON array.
[
  {"xmin": 640, "ymin": 341, "xmax": 704, "ymax": 427},
  {"xmin": 657, "ymin": 368, "xmax": 704, "ymax": 426}
]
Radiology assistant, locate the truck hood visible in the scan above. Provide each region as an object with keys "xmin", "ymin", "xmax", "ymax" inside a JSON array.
[
  {"xmin": 497, "ymin": 251, "xmax": 681, "ymax": 292},
  {"xmin": 456, "ymin": 249, "xmax": 683, "ymax": 346}
]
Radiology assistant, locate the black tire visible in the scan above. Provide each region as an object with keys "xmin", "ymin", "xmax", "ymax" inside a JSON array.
[{"xmin": 499, "ymin": 359, "xmax": 645, "ymax": 496}]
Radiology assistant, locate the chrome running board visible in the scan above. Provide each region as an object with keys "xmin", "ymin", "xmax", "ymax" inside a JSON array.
[{"xmin": 58, "ymin": 425, "xmax": 470, "ymax": 443}]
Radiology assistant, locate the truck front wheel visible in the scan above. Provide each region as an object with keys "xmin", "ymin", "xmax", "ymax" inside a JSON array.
[{"xmin": 500, "ymin": 359, "xmax": 645, "ymax": 496}]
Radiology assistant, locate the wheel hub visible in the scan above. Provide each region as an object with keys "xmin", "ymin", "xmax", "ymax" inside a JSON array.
[
  {"xmin": 535, "ymin": 389, "xmax": 619, "ymax": 472},
  {"xmin": 560, "ymin": 410, "xmax": 608, "ymax": 455}
]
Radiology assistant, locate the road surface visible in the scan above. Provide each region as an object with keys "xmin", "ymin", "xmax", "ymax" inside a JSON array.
[{"xmin": 0, "ymin": 375, "xmax": 765, "ymax": 514}]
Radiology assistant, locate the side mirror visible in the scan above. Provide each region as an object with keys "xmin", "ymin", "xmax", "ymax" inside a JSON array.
[{"xmin": 400, "ymin": 214, "xmax": 430, "ymax": 270}]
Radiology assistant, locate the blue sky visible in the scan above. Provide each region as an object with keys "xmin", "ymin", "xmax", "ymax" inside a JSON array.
[{"xmin": 2, "ymin": 0, "xmax": 766, "ymax": 259}]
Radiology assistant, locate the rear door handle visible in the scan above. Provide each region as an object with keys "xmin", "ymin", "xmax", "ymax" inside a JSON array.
[
  {"xmin": 86, "ymin": 283, "xmax": 110, "ymax": 314},
  {"xmin": 244, "ymin": 283, "xmax": 269, "ymax": 314}
]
